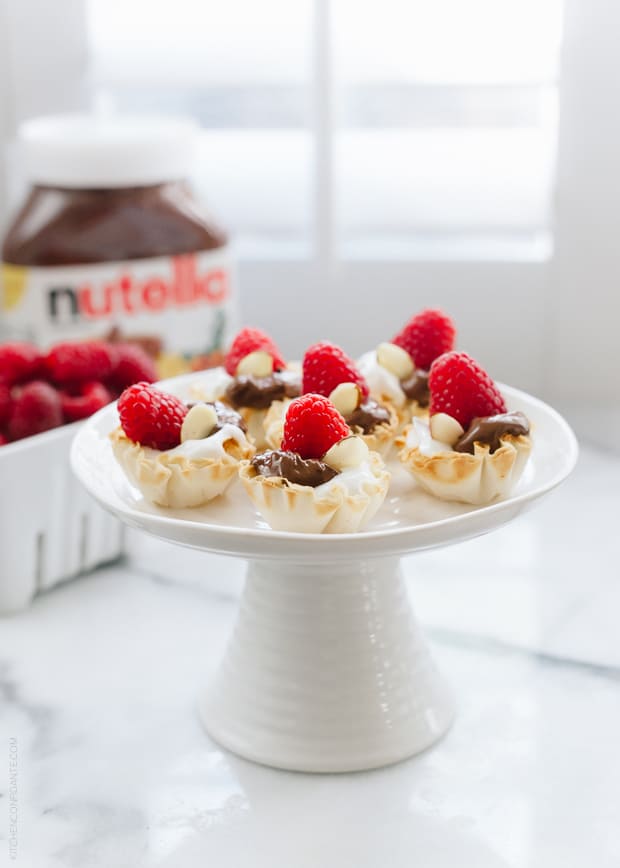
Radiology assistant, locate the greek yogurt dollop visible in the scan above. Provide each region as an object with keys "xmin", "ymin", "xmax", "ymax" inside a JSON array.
[
  {"xmin": 140, "ymin": 423, "xmax": 248, "ymax": 461},
  {"xmin": 406, "ymin": 417, "xmax": 451, "ymax": 456},
  {"xmin": 317, "ymin": 459, "xmax": 382, "ymax": 496},
  {"xmin": 357, "ymin": 350, "xmax": 406, "ymax": 407}
]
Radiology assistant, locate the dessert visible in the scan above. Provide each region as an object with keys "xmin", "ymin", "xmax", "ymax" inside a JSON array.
[
  {"xmin": 358, "ymin": 309, "xmax": 456, "ymax": 423},
  {"xmin": 111, "ymin": 382, "xmax": 253, "ymax": 508},
  {"xmin": 192, "ymin": 326, "xmax": 301, "ymax": 449},
  {"xmin": 397, "ymin": 352, "xmax": 531, "ymax": 505},
  {"xmin": 240, "ymin": 393, "xmax": 390, "ymax": 533},
  {"xmin": 265, "ymin": 341, "xmax": 398, "ymax": 456}
]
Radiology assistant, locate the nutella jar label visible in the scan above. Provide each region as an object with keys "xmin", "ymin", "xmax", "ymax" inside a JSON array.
[{"xmin": 1, "ymin": 247, "xmax": 238, "ymax": 368}]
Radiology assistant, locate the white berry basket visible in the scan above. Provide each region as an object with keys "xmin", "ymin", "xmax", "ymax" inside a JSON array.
[
  {"xmin": 0, "ymin": 422, "xmax": 124, "ymax": 613},
  {"xmin": 71, "ymin": 372, "xmax": 577, "ymax": 773}
]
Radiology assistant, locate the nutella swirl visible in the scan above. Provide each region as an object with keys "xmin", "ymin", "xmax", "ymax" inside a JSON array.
[
  {"xmin": 225, "ymin": 373, "xmax": 301, "ymax": 410},
  {"xmin": 400, "ymin": 370, "xmax": 429, "ymax": 407},
  {"xmin": 250, "ymin": 450, "xmax": 338, "ymax": 487},
  {"xmin": 186, "ymin": 400, "xmax": 247, "ymax": 434},
  {"xmin": 454, "ymin": 411, "xmax": 530, "ymax": 455},
  {"xmin": 347, "ymin": 399, "xmax": 391, "ymax": 434}
]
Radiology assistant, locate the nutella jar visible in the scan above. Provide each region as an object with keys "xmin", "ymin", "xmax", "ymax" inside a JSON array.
[{"xmin": 1, "ymin": 115, "xmax": 238, "ymax": 371}]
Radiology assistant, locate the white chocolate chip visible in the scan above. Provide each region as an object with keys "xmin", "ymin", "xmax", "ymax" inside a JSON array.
[
  {"xmin": 180, "ymin": 403, "xmax": 218, "ymax": 443},
  {"xmin": 329, "ymin": 382, "xmax": 361, "ymax": 417},
  {"xmin": 323, "ymin": 435, "xmax": 369, "ymax": 471},
  {"xmin": 236, "ymin": 350, "xmax": 274, "ymax": 378},
  {"xmin": 429, "ymin": 412, "xmax": 464, "ymax": 446},
  {"xmin": 376, "ymin": 342, "xmax": 414, "ymax": 379}
]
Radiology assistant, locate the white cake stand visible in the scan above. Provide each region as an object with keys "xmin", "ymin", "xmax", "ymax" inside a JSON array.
[{"xmin": 71, "ymin": 373, "xmax": 577, "ymax": 773}]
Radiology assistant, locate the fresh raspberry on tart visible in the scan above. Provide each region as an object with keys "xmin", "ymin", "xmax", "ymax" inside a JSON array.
[
  {"xmin": 281, "ymin": 393, "xmax": 350, "ymax": 460},
  {"xmin": 428, "ymin": 351, "xmax": 507, "ymax": 430},
  {"xmin": 117, "ymin": 382, "xmax": 187, "ymax": 450},
  {"xmin": 393, "ymin": 308, "xmax": 456, "ymax": 371},
  {"xmin": 302, "ymin": 342, "xmax": 369, "ymax": 400},
  {"xmin": 225, "ymin": 327, "xmax": 286, "ymax": 377}
]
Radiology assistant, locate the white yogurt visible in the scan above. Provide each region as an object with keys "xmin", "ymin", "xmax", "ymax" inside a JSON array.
[
  {"xmin": 357, "ymin": 350, "xmax": 406, "ymax": 407},
  {"xmin": 141, "ymin": 423, "xmax": 248, "ymax": 461},
  {"xmin": 406, "ymin": 417, "xmax": 451, "ymax": 456},
  {"xmin": 317, "ymin": 460, "xmax": 381, "ymax": 496}
]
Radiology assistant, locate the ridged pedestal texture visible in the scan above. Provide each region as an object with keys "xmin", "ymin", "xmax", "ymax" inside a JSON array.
[{"xmin": 200, "ymin": 559, "xmax": 455, "ymax": 772}]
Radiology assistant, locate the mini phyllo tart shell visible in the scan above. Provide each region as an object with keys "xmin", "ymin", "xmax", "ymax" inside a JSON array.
[
  {"xmin": 110, "ymin": 425, "xmax": 254, "ymax": 509},
  {"xmin": 396, "ymin": 425, "xmax": 531, "ymax": 506},
  {"xmin": 239, "ymin": 450, "xmax": 390, "ymax": 534}
]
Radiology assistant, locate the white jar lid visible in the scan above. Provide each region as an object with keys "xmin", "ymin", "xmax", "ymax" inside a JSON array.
[{"xmin": 18, "ymin": 114, "xmax": 198, "ymax": 188}]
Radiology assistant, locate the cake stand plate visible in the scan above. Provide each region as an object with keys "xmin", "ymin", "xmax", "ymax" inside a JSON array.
[{"xmin": 71, "ymin": 373, "xmax": 577, "ymax": 773}]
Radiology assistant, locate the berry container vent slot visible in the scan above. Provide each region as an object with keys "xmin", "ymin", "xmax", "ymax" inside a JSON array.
[{"xmin": 0, "ymin": 422, "xmax": 124, "ymax": 613}]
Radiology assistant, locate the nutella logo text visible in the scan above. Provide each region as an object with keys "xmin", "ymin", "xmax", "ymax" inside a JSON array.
[{"xmin": 47, "ymin": 255, "xmax": 228, "ymax": 323}]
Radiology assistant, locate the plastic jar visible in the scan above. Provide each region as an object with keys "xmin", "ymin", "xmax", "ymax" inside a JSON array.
[{"xmin": 1, "ymin": 114, "xmax": 237, "ymax": 371}]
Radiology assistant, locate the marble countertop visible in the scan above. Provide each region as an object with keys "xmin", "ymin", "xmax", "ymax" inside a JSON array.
[{"xmin": 1, "ymin": 444, "xmax": 619, "ymax": 867}]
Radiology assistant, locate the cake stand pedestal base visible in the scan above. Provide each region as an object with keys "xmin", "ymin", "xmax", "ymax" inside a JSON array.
[{"xmin": 199, "ymin": 557, "xmax": 455, "ymax": 773}]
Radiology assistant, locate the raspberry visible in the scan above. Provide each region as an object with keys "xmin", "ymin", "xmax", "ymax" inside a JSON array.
[
  {"xmin": 8, "ymin": 381, "xmax": 63, "ymax": 440},
  {"xmin": 61, "ymin": 381, "xmax": 113, "ymax": 422},
  {"xmin": 0, "ymin": 342, "xmax": 42, "ymax": 386},
  {"xmin": 118, "ymin": 382, "xmax": 187, "ymax": 450},
  {"xmin": 302, "ymin": 342, "xmax": 369, "ymax": 400},
  {"xmin": 110, "ymin": 343, "xmax": 157, "ymax": 391},
  {"xmin": 0, "ymin": 383, "xmax": 12, "ymax": 427},
  {"xmin": 428, "ymin": 351, "xmax": 507, "ymax": 429},
  {"xmin": 225, "ymin": 327, "xmax": 286, "ymax": 376},
  {"xmin": 393, "ymin": 309, "xmax": 456, "ymax": 370},
  {"xmin": 0, "ymin": 433, "xmax": 8, "ymax": 446},
  {"xmin": 281, "ymin": 393, "xmax": 350, "ymax": 460},
  {"xmin": 45, "ymin": 340, "xmax": 116, "ymax": 385}
]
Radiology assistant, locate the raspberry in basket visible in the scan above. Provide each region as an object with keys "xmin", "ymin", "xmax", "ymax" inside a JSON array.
[{"xmin": 9, "ymin": 381, "xmax": 63, "ymax": 440}]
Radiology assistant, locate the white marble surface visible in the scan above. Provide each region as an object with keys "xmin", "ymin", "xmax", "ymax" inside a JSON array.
[{"xmin": 1, "ymin": 444, "xmax": 619, "ymax": 867}]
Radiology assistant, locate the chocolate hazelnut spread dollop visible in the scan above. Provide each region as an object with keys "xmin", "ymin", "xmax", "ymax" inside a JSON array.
[
  {"xmin": 347, "ymin": 399, "xmax": 391, "ymax": 434},
  {"xmin": 400, "ymin": 370, "xmax": 429, "ymax": 407},
  {"xmin": 225, "ymin": 374, "xmax": 301, "ymax": 410},
  {"xmin": 453, "ymin": 411, "xmax": 530, "ymax": 455},
  {"xmin": 186, "ymin": 400, "xmax": 247, "ymax": 434},
  {"xmin": 250, "ymin": 450, "xmax": 338, "ymax": 487}
]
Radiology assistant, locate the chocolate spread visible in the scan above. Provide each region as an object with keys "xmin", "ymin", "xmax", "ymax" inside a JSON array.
[
  {"xmin": 225, "ymin": 374, "xmax": 301, "ymax": 410},
  {"xmin": 347, "ymin": 399, "xmax": 391, "ymax": 434},
  {"xmin": 454, "ymin": 411, "xmax": 530, "ymax": 455},
  {"xmin": 250, "ymin": 450, "xmax": 338, "ymax": 487},
  {"xmin": 185, "ymin": 401, "xmax": 247, "ymax": 434},
  {"xmin": 400, "ymin": 370, "xmax": 429, "ymax": 407},
  {"xmin": 2, "ymin": 182, "xmax": 226, "ymax": 266}
]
